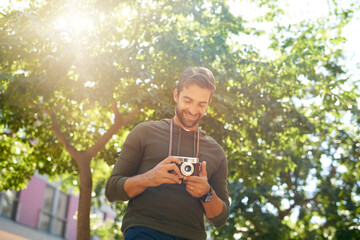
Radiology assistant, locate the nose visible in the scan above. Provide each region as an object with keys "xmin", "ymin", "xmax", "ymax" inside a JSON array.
[{"xmin": 188, "ymin": 104, "xmax": 197, "ymax": 115}]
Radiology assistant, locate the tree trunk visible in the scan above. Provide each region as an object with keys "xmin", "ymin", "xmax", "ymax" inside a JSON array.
[{"xmin": 76, "ymin": 153, "xmax": 92, "ymax": 240}]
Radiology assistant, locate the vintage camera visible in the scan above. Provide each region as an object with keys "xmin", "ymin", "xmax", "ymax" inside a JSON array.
[{"xmin": 173, "ymin": 156, "xmax": 200, "ymax": 176}]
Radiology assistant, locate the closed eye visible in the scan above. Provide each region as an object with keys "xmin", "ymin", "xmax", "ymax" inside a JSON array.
[{"xmin": 199, "ymin": 103, "xmax": 207, "ymax": 108}]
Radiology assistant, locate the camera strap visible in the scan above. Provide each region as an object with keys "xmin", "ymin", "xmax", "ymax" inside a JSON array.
[
  {"xmin": 196, "ymin": 128, "xmax": 200, "ymax": 158},
  {"xmin": 168, "ymin": 119, "xmax": 200, "ymax": 158},
  {"xmin": 168, "ymin": 120, "xmax": 173, "ymax": 157}
]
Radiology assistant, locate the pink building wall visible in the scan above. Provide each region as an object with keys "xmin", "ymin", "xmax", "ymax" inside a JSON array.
[{"xmin": 17, "ymin": 175, "xmax": 46, "ymax": 228}]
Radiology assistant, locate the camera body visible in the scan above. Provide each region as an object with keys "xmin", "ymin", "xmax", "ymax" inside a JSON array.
[{"xmin": 173, "ymin": 156, "xmax": 200, "ymax": 176}]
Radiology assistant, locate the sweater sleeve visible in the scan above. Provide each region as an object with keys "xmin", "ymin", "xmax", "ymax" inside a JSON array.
[
  {"xmin": 207, "ymin": 153, "xmax": 230, "ymax": 227},
  {"xmin": 105, "ymin": 124, "xmax": 144, "ymax": 202}
]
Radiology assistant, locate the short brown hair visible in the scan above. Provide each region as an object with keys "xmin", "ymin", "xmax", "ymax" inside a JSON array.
[{"xmin": 177, "ymin": 67, "xmax": 216, "ymax": 97}]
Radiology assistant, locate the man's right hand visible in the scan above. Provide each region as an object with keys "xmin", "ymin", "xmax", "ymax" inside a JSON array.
[
  {"xmin": 145, "ymin": 156, "xmax": 183, "ymax": 187},
  {"xmin": 124, "ymin": 156, "xmax": 183, "ymax": 198}
]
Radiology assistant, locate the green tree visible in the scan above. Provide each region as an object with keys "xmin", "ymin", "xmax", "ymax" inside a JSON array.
[
  {"xmin": 1, "ymin": 0, "xmax": 359, "ymax": 239},
  {"xmin": 214, "ymin": 1, "xmax": 360, "ymax": 240}
]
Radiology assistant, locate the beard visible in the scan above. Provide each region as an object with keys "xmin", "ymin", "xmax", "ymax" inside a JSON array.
[{"xmin": 175, "ymin": 105, "xmax": 202, "ymax": 129}]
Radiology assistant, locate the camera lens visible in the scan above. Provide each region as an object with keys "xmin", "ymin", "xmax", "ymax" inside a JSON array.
[{"xmin": 180, "ymin": 162, "xmax": 194, "ymax": 176}]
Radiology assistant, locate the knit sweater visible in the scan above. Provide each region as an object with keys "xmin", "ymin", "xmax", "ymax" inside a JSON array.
[{"xmin": 105, "ymin": 119, "xmax": 229, "ymax": 240}]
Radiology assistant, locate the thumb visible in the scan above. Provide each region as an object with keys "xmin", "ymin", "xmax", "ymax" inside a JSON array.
[{"xmin": 200, "ymin": 161, "xmax": 207, "ymax": 177}]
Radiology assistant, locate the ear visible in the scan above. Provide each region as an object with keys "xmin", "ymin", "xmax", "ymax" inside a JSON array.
[{"xmin": 173, "ymin": 89, "xmax": 178, "ymax": 102}]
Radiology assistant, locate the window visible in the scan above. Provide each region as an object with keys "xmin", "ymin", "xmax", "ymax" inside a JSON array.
[
  {"xmin": 54, "ymin": 192, "xmax": 68, "ymax": 236},
  {"xmin": 0, "ymin": 190, "xmax": 19, "ymax": 220},
  {"xmin": 39, "ymin": 186, "xmax": 55, "ymax": 232},
  {"xmin": 38, "ymin": 185, "xmax": 68, "ymax": 237}
]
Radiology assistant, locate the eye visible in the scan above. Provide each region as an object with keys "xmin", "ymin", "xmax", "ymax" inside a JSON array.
[{"xmin": 199, "ymin": 103, "xmax": 207, "ymax": 108}]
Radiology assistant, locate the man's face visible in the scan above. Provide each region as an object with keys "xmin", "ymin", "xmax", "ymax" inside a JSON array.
[{"xmin": 173, "ymin": 84, "xmax": 212, "ymax": 131}]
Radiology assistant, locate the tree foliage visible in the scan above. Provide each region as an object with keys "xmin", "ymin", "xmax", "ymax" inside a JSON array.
[{"xmin": 0, "ymin": 0, "xmax": 359, "ymax": 239}]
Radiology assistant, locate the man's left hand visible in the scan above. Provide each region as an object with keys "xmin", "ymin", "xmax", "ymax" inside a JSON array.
[{"xmin": 183, "ymin": 161, "xmax": 210, "ymax": 198}]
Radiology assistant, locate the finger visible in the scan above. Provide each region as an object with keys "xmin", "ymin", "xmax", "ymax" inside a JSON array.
[
  {"xmin": 186, "ymin": 184, "xmax": 194, "ymax": 192},
  {"xmin": 164, "ymin": 175, "xmax": 182, "ymax": 184},
  {"xmin": 186, "ymin": 185, "xmax": 202, "ymax": 197},
  {"xmin": 168, "ymin": 172, "xmax": 183, "ymax": 184},
  {"xmin": 200, "ymin": 161, "xmax": 207, "ymax": 177},
  {"xmin": 161, "ymin": 166, "xmax": 182, "ymax": 184},
  {"xmin": 166, "ymin": 164, "xmax": 183, "ymax": 179},
  {"xmin": 163, "ymin": 156, "xmax": 181, "ymax": 165},
  {"xmin": 183, "ymin": 176, "xmax": 208, "ymax": 192},
  {"xmin": 183, "ymin": 176, "xmax": 199, "ymax": 184}
]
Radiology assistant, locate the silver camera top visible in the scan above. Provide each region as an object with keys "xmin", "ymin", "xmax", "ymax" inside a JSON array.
[{"xmin": 173, "ymin": 156, "xmax": 199, "ymax": 164}]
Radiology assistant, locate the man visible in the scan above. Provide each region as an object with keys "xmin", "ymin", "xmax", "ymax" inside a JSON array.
[{"xmin": 105, "ymin": 67, "xmax": 229, "ymax": 240}]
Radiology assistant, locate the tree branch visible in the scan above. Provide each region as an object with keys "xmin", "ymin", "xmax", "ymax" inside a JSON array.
[
  {"xmin": 1, "ymin": 131, "xmax": 14, "ymax": 137},
  {"xmin": 276, "ymin": 171, "xmax": 318, "ymax": 220},
  {"xmin": 87, "ymin": 103, "xmax": 139, "ymax": 158},
  {"xmin": 41, "ymin": 108, "xmax": 79, "ymax": 159},
  {"xmin": 278, "ymin": 195, "xmax": 317, "ymax": 220}
]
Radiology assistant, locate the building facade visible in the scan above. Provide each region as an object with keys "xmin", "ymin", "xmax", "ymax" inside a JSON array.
[{"xmin": 0, "ymin": 173, "xmax": 115, "ymax": 240}]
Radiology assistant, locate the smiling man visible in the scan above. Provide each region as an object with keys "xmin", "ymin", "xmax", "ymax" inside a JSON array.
[{"xmin": 105, "ymin": 67, "xmax": 229, "ymax": 240}]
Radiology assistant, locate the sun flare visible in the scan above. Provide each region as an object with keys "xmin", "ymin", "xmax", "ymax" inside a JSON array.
[{"xmin": 53, "ymin": 6, "xmax": 95, "ymax": 41}]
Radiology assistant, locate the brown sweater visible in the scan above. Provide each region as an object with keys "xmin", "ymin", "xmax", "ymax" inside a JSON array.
[{"xmin": 105, "ymin": 119, "xmax": 229, "ymax": 240}]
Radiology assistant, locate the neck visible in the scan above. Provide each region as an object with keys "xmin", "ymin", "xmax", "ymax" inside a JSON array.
[{"xmin": 173, "ymin": 116, "xmax": 198, "ymax": 131}]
